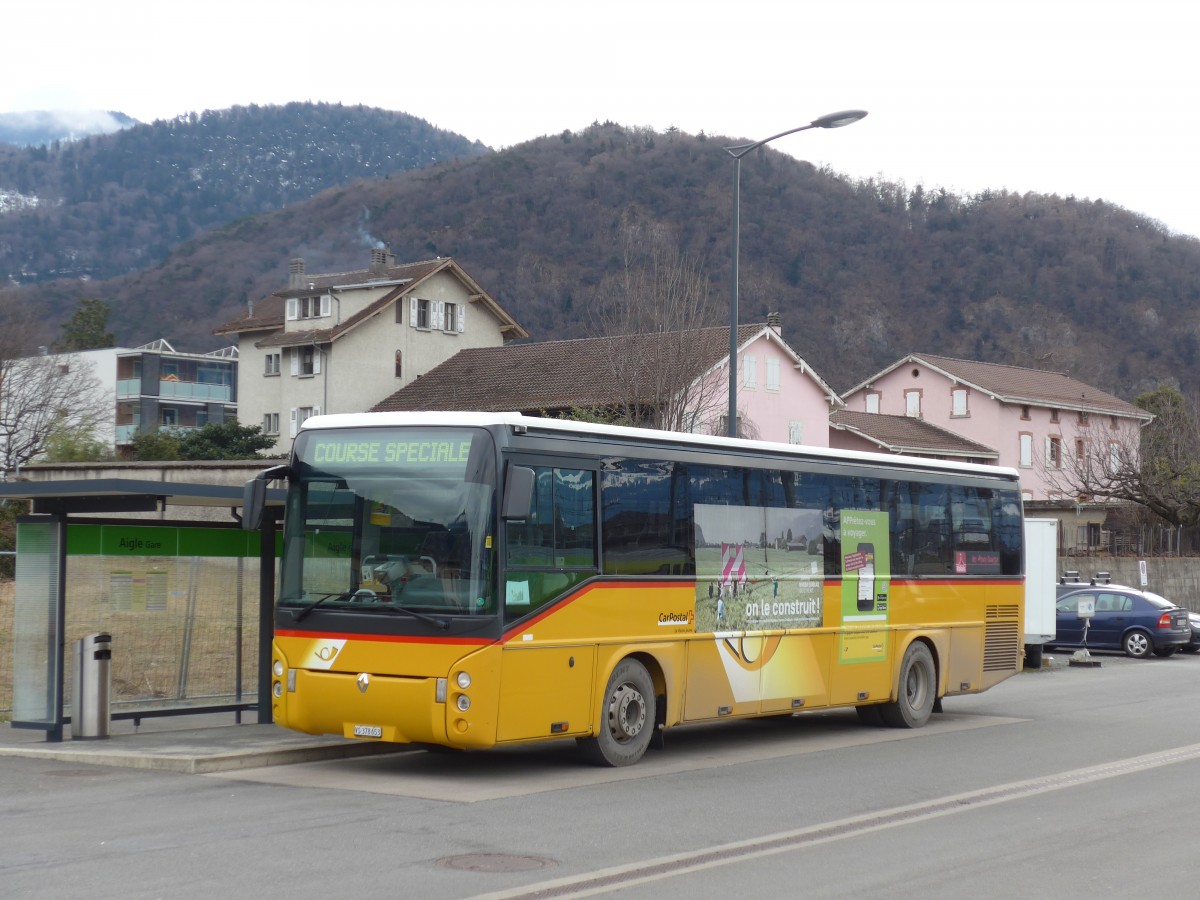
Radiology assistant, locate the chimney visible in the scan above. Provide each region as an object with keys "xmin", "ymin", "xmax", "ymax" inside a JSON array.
[
  {"xmin": 369, "ymin": 247, "xmax": 394, "ymax": 273},
  {"xmin": 767, "ymin": 311, "xmax": 782, "ymax": 335},
  {"xmin": 288, "ymin": 258, "xmax": 306, "ymax": 290}
]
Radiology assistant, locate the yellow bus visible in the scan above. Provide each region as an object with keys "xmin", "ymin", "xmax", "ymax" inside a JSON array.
[{"xmin": 246, "ymin": 412, "xmax": 1025, "ymax": 766}]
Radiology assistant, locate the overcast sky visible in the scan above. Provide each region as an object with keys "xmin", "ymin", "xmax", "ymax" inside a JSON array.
[{"xmin": 5, "ymin": 0, "xmax": 1198, "ymax": 238}]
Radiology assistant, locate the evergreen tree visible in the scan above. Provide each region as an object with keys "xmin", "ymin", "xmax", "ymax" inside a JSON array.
[
  {"xmin": 177, "ymin": 422, "xmax": 276, "ymax": 460},
  {"xmin": 53, "ymin": 298, "xmax": 115, "ymax": 351}
]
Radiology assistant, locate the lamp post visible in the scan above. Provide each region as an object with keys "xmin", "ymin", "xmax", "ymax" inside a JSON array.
[{"xmin": 725, "ymin": 109, "xmax": 868, "ymax": 437}]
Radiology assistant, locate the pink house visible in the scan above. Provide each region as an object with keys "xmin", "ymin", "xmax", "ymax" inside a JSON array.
[
  {"xmin": 840, "ymin": 353, "xmax": 1152, "ymax": 502},
  {"xmin": 717, "ymin": 319, "xmax": 843, "ymax": 446}
]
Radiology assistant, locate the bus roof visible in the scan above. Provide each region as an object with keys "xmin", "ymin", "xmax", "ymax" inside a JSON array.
[{"xmin": 299, "ymin": 411, "xmax": 1021, "ymax": 484}]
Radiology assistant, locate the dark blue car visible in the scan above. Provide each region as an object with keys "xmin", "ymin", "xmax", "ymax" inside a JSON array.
[{"xmin": 1050, "ymin": 585, "xmax": 1191, "ymax": 658}]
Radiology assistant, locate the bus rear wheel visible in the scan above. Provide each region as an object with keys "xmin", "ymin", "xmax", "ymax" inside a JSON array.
[
  {"xmin": 880, "ymin": 642, "xmax": 936, "ymax": 728},
  {"xmin": 578, "ymin": 658, "xmax": 656, "ymax": 767}
]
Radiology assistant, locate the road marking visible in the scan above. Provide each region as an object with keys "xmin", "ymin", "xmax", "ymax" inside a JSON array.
[{"xmin": 469, "ymin": 742, "xmax": 1200, "ymax": 899}]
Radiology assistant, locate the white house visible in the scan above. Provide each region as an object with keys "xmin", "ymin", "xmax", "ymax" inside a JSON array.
[{"xmin": 213, "ymin": 250, "xmax": 528, "ymax": 453}]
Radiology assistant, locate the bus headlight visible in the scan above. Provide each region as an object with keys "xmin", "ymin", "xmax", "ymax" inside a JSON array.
[
  {"xmin": 273, "ymin": 681, "xmax": 283, "ymax": 698},
  {"xmin": 456, "ymin": 671, "xmax": 472, "ymax": 690},
  {"xmin": 456, "ymin": 694, "xmax": 471, "ymax": 712},
  {"xmin": 273, "ymin": 660, "xmax": 285, "ymax": 677}
]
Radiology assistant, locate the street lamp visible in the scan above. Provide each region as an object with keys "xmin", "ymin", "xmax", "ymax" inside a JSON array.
[{"xmin": 725, "ymin": 109, "xmax": 868, "ymax": 437}]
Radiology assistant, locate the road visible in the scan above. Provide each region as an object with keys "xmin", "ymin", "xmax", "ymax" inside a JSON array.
[{"xmin": 2, "ymin": 650, "xmax": 1197, "ymax": 898}]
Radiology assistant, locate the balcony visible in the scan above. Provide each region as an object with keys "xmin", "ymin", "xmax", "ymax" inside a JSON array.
[{"xmin": 117, "ymin": 378, "xmax": 232, "ymax": 402}]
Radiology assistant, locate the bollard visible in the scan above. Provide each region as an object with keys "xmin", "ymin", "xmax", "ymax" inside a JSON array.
[{"xmin": 72, "ymin": 633, "xmax": 112, "ymax": 739}]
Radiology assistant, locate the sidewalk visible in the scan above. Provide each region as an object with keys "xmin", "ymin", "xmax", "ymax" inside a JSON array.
[{"xmin": 0, "ymin": 711, "xmax": 404, "ymax": 774}]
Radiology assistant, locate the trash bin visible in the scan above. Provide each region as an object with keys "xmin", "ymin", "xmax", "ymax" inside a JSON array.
[{"xmin": 72, "ymin": 633, "xmax": 112, "ymax": 740}]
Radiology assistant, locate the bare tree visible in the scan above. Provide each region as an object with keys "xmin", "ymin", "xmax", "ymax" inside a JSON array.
[
  {"xmin": 0, "ymin": 298, "xmax": 112, "ymax": 477},
  {"xmin": 587, "ymin": 221, "xmax": 726, "ymax": 432},
  {"xmin": 1048, "ymin": 386, "xmax": 1200, "ymax": 527}
]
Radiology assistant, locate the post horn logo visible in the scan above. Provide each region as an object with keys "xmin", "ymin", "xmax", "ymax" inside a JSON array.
[{"xmin": 721, "ymin": 635, "xmax": 784, "ymax": 671}]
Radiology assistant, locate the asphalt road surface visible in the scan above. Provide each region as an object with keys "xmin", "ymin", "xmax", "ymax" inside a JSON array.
[{"xmin": 2, "ymin": 649, "xmax": 1197, "ymax": 898}]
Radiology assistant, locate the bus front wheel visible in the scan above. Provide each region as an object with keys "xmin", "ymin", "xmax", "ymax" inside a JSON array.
[
  {"xmin": 880, "ymin": 642, "xmax": 936, "ymax": 729},
  {"xmin": 578, "ymin": 658, "xmax": 656, "ymax": 767}
]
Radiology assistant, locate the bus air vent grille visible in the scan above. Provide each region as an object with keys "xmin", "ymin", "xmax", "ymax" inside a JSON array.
[
  {"xmin": 985, "ymin": 604, "xmax": 1020, "ymax": 620},
  {"xmin": 983, "ymin": 621, "xmax": 1020, "ymax": 671}
]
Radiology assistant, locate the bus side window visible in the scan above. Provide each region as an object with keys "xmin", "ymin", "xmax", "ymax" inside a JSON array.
[
  {"xmin": 505, "ymin": 465, "xmax": 597, "ymax": 618},
  {"xmin": 912, "ymin": 484, "xmax": 951, "ymax": 574},
  {"xmin": 601, "ymin": 459, "xmax": 695, "ymax": 576}
]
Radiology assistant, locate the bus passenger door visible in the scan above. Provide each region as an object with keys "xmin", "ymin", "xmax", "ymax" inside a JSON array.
[{"xmin": 498, "ymin": 459, "xmax": 601, "ymax": 742}]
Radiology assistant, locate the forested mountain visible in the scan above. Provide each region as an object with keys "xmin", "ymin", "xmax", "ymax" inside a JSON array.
[
  {"xmin": 0, "ymin": 102, "xmax": 487, "ymax": 282},
  {"xmin": 4, "ymin": 120, "xmax": 1200, "ymax": 397}
]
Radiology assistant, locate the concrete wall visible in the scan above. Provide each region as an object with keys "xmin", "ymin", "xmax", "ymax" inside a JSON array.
[{"xmin": 1057, "ymin": 557, "xmax": 1200, "ymax": 612}]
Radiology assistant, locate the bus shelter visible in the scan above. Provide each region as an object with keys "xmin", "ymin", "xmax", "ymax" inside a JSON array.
[{"xmin": 0, "ymin": 479, "xmax": 283, "ymax": 741}]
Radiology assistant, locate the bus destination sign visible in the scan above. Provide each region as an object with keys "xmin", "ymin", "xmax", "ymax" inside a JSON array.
[{"xmin": 304, "ymin": 435, "xmax": 473, "ymax": 468}]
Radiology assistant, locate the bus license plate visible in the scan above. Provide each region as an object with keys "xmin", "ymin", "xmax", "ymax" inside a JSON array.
[{"xmin": 353, "ymin": 725, "xmax": 383, "ymax": 738}]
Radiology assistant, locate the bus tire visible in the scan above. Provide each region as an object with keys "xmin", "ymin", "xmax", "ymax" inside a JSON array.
[
  {"xmin": 578, "ymin": 658, "xmax": 656, "ymax": 767},
  {"xmin": 880, "ymin": 642, "xmax": 936, "ymax": 729}
]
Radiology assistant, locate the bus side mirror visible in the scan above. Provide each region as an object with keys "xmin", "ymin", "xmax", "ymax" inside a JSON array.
[
  {"xmin": 502, "ymin": 465, "xmax": 535, "ymax": 520},
  {"xmin": 242, "ymin": 465, "xmax": 290, "ymax": 530}
]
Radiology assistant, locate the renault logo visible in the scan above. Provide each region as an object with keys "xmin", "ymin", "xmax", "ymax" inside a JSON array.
[{"xmin": 357, "ymin": 673, "xmax": 370, "ymax": 693}]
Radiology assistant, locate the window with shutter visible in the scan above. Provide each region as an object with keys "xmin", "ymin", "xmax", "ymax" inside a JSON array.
[
  {"xmin": 289, "ymin": 408, "xmax": 298, "ymax": 438},
  {"xmin": 286, "ymin": 298, "xmax": 298, "ymax": 321},
  {"xmin": 320, "ymin": 294, "xmax": 331, "ymax": 317}
]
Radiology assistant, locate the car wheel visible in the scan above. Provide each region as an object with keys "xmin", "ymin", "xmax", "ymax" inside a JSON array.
[
  {"xmin": 1153, "ymin": 647, "xmax": 1178, "ymax": 658},
  {"xmin": 1123, "ymin": 630, "xmax": 1152, "ymax": 659},
  {"xmin": 1181, "ymin": 646, "xmax": 1200, "ymax": 655}
]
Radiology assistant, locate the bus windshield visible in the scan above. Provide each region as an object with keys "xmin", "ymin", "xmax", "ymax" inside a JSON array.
[{"xmin": 278, "ymin": 427, "xmax": 498, "ymax": 618}]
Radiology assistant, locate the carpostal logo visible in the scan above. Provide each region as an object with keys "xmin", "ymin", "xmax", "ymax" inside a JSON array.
[{"xmin": 658, "ymin": 610, "xmax": 694, "ymax": 627}]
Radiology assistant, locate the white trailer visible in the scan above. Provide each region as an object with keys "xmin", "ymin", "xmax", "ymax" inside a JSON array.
[{"xmin": 1023, "ymin": 517, "xmax": 1058, "ymax": 668}]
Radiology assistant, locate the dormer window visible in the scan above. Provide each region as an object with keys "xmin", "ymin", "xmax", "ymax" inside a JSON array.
[{"xmin": 286, "ymin": 294, "xmax": 331, "ymax": 321}]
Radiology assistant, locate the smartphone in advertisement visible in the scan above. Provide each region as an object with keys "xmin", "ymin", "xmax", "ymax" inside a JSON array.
[{"xmin": 857, "ymin": 542, "xmax": 875, "ymax": 611}]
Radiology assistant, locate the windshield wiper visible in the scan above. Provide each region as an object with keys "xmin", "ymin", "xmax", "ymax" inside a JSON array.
[
  {"xmin": 292, "ymin": 592, "xmax": 353, "ymax": 622},
  {"xmin": 371, "ymin": 604, "xmax": 450, "ymax": 630}
]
